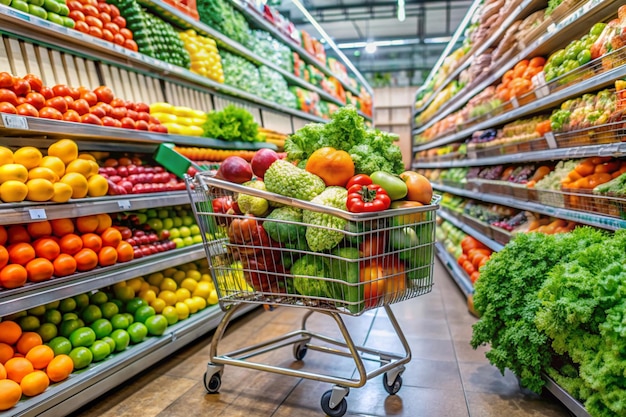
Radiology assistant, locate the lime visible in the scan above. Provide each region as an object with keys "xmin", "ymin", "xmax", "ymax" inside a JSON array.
[
  {"xmin": 58, "ymin": 297, "xmax": 77, "ymax": 313},
  {"xmin": 145, "ymin": 315, "xmax": 168, "ymax": 336},
  {"xmin": 62, "ymin": 312, "xmax": 79, "ymax": 321},
  {"xmin": 69, "ymin": 346, "xmax": 93, "ymax": 370},
  {"xmin": 162, "ymin": 306, "xmax": 179, "ymax": 325},
  {"xmin": 18, "ymin": 315, "xmax": 40, "ymax": 331},
  {"xmin": 100, "ymin": 302, "xmax": 120, "ymax": 320},
  {"xmin": 110, "ymin": 299, "xmax": 123, "ymax": 310},
  {"xmin": 43, "ymin": 309, "xmax": 62, "ymax": 325},
  {"xmin": 124, "ymin": 297, "xmax": 146, "ymax": 315},
  {"xmin": 134, "ymin": 305, "xmax": 155, "ymax": 324},
  {"xmin": 110, "ymin": 329, "xmax": 130, "ymax": 352},
  {"xmin": 127, "ymin": 322, "xmax": 148, "ymax": 344},
  {"xmin": 121, "ymin": 313, "xmax": 134, "ymax": 325},
  {"xmin": 90, "ymin": 318, "xmax": 113, "ymax": 339},
  {"xmin": 27, "ymin": 305, "xmax": 46, "ymax": 316},
  {"xmin": 11, "ymin": 0, "xmax": 29, "ymax": 12},
  {"xmin": 81, "ymin": 304, "xmax": 102, "ymax": 324},
  {"xmin": 37, "ymin": 322, "xmax": 58, "ymax": 342},
  {"xmin": 60, "ymin": 15, "xmax": 74, "ymax": 28},
  {"xmin": 73, "ymin": 293, "xmax": 90, "ymax": 310},
  {"xmin": 89, "ymin": 291, "xmax": 108, "ymax": 305},
  {"xmin": 89, "ymin": 340, "xmax": 111, "ymax": 362},
  {"xmin": 47, "ymin": 336, "xmax": 72, "ymax": 356},
  {"xmin": 69, "ymin": 327, "xmax": 96, "ymax": 348},
  {"xmin": 110, "ymin": 314, "xmax": 130, "ymax": 330},
  {"xmin": 101, "ymin": 336, "xmax": 116, "ymax": 353}
]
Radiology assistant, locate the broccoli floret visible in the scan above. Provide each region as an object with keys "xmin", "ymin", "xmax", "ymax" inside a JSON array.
[{"xmin": 291, "ymin": 254, "xmax": 330, "ymax": 297}]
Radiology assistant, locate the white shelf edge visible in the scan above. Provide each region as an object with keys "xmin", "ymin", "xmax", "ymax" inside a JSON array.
[
  {"xmin": 434, "ymin": 241, "xmax": 474, "ymax": 296},
  {"xmin": 438, "ymin": 208, "xmax": 504, "ymax": 251}
]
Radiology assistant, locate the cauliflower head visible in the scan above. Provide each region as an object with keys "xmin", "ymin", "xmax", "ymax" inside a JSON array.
[{"xmin": 303, "ymin": 186, "xmax": 348, "ymax": 252}]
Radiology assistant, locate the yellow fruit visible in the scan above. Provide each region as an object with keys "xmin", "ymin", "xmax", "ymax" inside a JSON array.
[
  {"xmin": 65, "ymin": 159, "xmax": 92, "ymax": 177},
  {"xmin": 48, "ymin": 139, "xmax": 78, "ymax": 165},
  {"xmin": 207, "ymin": 289, "xmax": 218, "ymax": 305},
  {"xmin": 0, "ymin": 180, "xmax": 28, "ymax": 202},
  {"xmin": 86, "ymin": 174, "xmax": 108, "ymax": 197},
  {"xmin": 0, "ymin": 146, "xmax": 14, "ymax": 165},
  {"xmin": 192, "ymin": 281, "xmax": 212, "ymax": 298},
  {"xmin": 175, "ymin": 302, "xmax": 190, "ymax": 320},
  {"xmin": 149, "ymin": 298, "xmax": 166, "ymax": 313},
  {"xmin": 13, "ymin": 147, "xmax": 42, "ymax": 170},
  {"xmin": 60, "ymin": 173, "xmax": 88, "ymax": 199},
  {"xmin": 180, "ymin": 278, "xmax": 198, "ymax": 293},
  {"xmin": 87, "ymin": 161, "xmax": 99, "ymax": 178},
  {"xmin": 183, "ymin": 298, "xmax": 198, "ymax": 314},
  {"xmin": 158, "ymin": 290, "xmax": 177, "ymax": 306},
  {"xmin": 138, "ymin": 289, "xmax": 156, "ymax": 304},
  {"xmin": 51, "ymin": 182, "xmax": 73, "ymax": 203},
  {"xmin": 159, "ymin": 278, "xmax": 177, "ymax": 292},
  {"xmin": 0, "ymin": 164, "xmax": 28, "ymax": 183},
  {"xmin": 39, "ymin": 156, "xmax": 65, "ymax": 178},
  {"xmin": 28, "ymin": 167, "xmax": 59, "ymax": 182},
  {"xmin": 191, "ymin": 296, "xmax": 207, "ymax": 311},
  {"xmin": 77, "ymin": 153, "xmax": 96, "ymax": 162},
  {"xmin": 126, "ymin": 277, "xmax": 144, "ymax": 293},
  {"xmin": 175, "ymin": 288, "xmax": 191, "ymax": 303},
  {"xmin": 26, "ymin": 179, "xmax": 55, "ymax": 202}
]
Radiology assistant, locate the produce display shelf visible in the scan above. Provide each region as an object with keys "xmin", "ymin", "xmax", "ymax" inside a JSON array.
[
  {"xmin": 438, "ymin": 208, "xmax": 504, "ymax": 251},
  {"xmin": 413, "ymin": 0, "xmax": 545, "ymax": 117},
  {"xmin": 229, "ymin": 0, "xmax": 363, "ymax": 97},
  {"xmin": 412, "ymin": 0, "xmax": 619, "ymax": 139},
  {"xmin": 433, "ymin": 183, "xmax": 626, "ymax": 231},
  {"xmin": 434, "ymin": 241, "xmax": 474, "ymax": 296},
  {"xmin": 0, "ymin": 244, "xmax": 210, "ymax": 317},
  {"xmin": 0, "ymin": 191, "xmax": 190, "ymax": 226},
  {"xmin": 136, "ymin": 0, "xmax": 360, "ymax": 112},
  {"xmin": 9, "ymin": 302, "xmax": 257, "ymax": 417},
  {"xmin": 0, "ymin": 5, "xmax": 330, "ymax": 125},
  {"xmin": 542, "ymin": 374, "xmax": 592, "ymax": 417},
  {"xmin": 413, "ymin": 141, "xmax": 626, "ymax": 169}
]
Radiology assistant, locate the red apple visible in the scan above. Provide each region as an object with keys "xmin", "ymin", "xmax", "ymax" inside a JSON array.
[
  {"xmin": 251, "ymin": 148, "xmax": 280, "ymax": 179},
  {"xmin": 216, "ymin": 156, "xmax": 253, "ymax": 184}
]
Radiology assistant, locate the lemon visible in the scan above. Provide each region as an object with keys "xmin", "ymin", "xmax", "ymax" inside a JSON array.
[
  {"xmin": 51, "ymin": 182, "xmax": 73, "ymax": 203},
  {"xmin": 65, "ymin": 159, "xmax": 92, "ymax": 177},
  {"xmin": 0, "ymin": 164, "xmax": 28, "ymax": 183},
  {"xmin": 60, "ymin": 172, "xmax": 88, "ymax": 199},
  {"xmin": 13, "ymin": 146, "xmax": 42, "ymax": 169},
  {"xmin": 87, "ymin": 174, "xmax": 109, "ymax": 197},
  {"xmin": 48, "ymin": 139, "xmax": 78, "ymax": 165},
  {"xmin": 26, "ymin": 178, "xmax": 55, "ymax": 202},
  {"xmin": 28, "ymin": 167, "xmax": 58, "ymax": 182},
  {"xmin": 0, "ymin": 146, "xmax": 14, "ymax": 165},
  {"xmin": 0, "ymin": 180, "xmax": 28, "ymax": 202},
  {"xmin": 39, "ymin": 156, "xmax": 65, "ymax": 178}
]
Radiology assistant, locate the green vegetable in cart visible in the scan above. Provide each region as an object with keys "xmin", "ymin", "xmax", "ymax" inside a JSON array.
[
  {"xmin": 236, "ymin": 180, "xmax": 269, "ymax": 216},
  {"xmin": 264, "ymin": 159, "xmax": 325, "ymax": 201},
  {"xmin": 262, "ymin": 206, "xmax": 308, "ymax": 250},
  {"xmin": 326, "ymin": 246, "xmax": 363, "ymax": 314},
  {"xmin": 370, "ymin": 171, "xmax": 408, "ymax": 201},
  {"xmin": 303, "ymin": 186, "xmax": 348, "ymax": 252},
  {"xmin": 291, "ymin": 254, "xmax": 330, "ymax": 297}
]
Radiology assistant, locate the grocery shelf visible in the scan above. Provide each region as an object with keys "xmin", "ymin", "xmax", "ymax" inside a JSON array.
[
  {"xmin": 0, "ymin": 5, "xmax": 331, "ymax": 124},
  {"xmin": 438, "ymin": 208, "xmax": 504, "ymax": 252},
  {"xmin": 433, "ymin": 182, "xmax": 626, "ymax": 231},
  {"xmin": 0, "ymin": 191, "xmax": 190, "ymax": 226},
  {"xmin": 9, "ymin": 302, "xmax": 257, "ymax": 417},
  {"xmin": 542, "ymin": 374, "xmax": 592, "ymax": 417},
  {"xmin": 413, "ymin": 0, "xmax": 620, "ymax": 141},
  {"xmin": 434, "ymin": 241, "xmax": 474, "ymax": 296},
  {"xmin": 229, "ymin": 0, "xmax": 363, "ymax": 97},
  {"xmin": 413, "ymin": 141, "xmax": 626, "ymax": 168},
  {"xmin": 0, "ymin": 243, "xmax": 213, "ymax": 316}
]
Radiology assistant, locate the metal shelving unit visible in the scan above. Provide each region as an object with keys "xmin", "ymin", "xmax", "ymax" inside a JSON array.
[
  {"xmin": 438, "ymin": 208, "xmax": 504, "ymax": 251},
  {"xmin": 434, "ymin": 241, "xmax": 474, "ymax": 296}
]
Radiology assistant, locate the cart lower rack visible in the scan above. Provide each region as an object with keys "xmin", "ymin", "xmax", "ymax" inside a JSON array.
[{"xmin": 187, "ymin": 172, "xmax": 440, "ymax": 417}]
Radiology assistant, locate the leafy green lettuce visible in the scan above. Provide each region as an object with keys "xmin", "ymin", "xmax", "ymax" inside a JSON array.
[{"xmin": 202, "ymin": 105, "xmax": 259, "ymax": 142}]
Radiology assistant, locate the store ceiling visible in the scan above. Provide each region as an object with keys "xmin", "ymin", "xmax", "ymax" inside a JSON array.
[{"xmin": 277, "ymin": 0, "xmax": 473, "ymax": 85}]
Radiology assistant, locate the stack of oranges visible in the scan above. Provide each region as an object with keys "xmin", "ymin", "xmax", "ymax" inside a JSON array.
[
  {"xmin": 0, "ymin": 321, "xmax": 74, "ymax": 411},
  {"xmin": 0, "ymin": 214, "xmax": 134, "ymax": 289}
]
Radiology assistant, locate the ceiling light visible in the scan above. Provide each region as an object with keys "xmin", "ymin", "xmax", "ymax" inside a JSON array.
[
  {"xmin": 397, "ymin": 0, "xmax": 405, "ymax": 22},
  {"xmin": 365, "ymin": 43, "xmax": 377, "ymax": 54}
]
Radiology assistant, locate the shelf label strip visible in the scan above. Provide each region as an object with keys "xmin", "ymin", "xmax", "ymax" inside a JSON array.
[{"xmin": 1, "ymin": 114, "xmax": 28, "ymax": 130}]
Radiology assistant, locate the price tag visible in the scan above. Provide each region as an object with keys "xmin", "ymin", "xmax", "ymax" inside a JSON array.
[
  {"xmin": 117, "ymin": 200, "xmax": 131, "ymax": 210},
  {"xmin": 511, "ymin": 96, "xmax": 520, "ymax": 108},
  {"xmin": 545, "ymin": 132, "xmax": 557, "ymax": 149},
  {"xmin": 1, "ymin": 114, "xmax": 28, "ymax": 130},
  {"xmin": 7, "ymin": 8, "xmax": 30, "ymax": 20},
  {"xmin": 532, "ymin": 73, "xmax": 550, "ymax": 98},
  {"xmin": 28, "ymin": 209, "xmax": 47, "ymax": 220}
]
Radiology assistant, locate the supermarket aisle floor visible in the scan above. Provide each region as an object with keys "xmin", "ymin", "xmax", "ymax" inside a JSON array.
[{"xmin": 72, "ymin": 259, "xmax": 570, "ymax": 417}]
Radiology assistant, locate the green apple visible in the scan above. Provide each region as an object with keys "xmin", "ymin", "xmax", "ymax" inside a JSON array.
[
  {"xmin": 192, "ymin": 234, "xmax": 203, "ymax": 244},
  {"xmin": 146, "ymin": 209, "xmax": 157, "ymax": 218},
  {"xmin": 179, "ymin": 226, "xmax": 191, "ymax": 238},
  {"xmin": 157, "ymin": 209, "xmax": 169, "ymax": 219},
  {"xmin": 12, "ymin": 0, "xmax": 30, "ymax": 13},
  {"xmin": 183, "ymin": 236, "xmax": 194, "ymax": 246},
  {"xmin": 0, "ymin": 0, "xmax": 12, "ymax": 6},
  {"xmin": 135, "ymin": 213, "xmax": 148, "ymax": 224},
  {"xmin": 162, "ymin": 218, "xmax": 174, "ymax": 230},
  {"xmin": 172, "ymin": 237, "xmax": 184, "ymax": 248},
  {"xmin": 189, "ymin": 225, "xmax": 200, "ymax": 236},
  {"xmin": 182, "ymin": 216, "xmax": 194, "ymax": 226},
  {"xmin": 173, "ymin": 217, "xmax": 183, "ymax": 227},
  {"xmin": 147, "ymin": 218, "xmax": 163, "ymax": 231},
  {"xmin": 169, "ymin": 228, "xmax": 180, "ymax": 239}
]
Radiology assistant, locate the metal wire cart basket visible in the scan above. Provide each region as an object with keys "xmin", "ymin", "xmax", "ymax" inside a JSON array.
[{"xmin": 186, "ymin": 172, "xmax": 440, "ymax": 417}]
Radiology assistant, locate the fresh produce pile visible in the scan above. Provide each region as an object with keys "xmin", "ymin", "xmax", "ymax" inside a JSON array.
[
  {"xmin": 201, "ymin": 105, "xmax": 260, "ymax": 142},
  {"xmin": 590, "ymin": 6, "xmax": 626, "ymax": 66},
  {"xmin": 471, "ymin": 228, "xmax": 626, "ymax": 417},
  {"xmin": 179, "ymin": 30, "xmax": 225, "ymax": 83},
  {"xmin": 549, "ymin": 88, "xmax": 620, "ymax": 132},
  {"xmin": 174, "ymin": 147, "xmax": 259, "ymax": 163},
  {"xmin": 196, "ymin": 0, "xmax": 250, "ymax": 46},
  {"xmin": 291, "ymin": 87, "xmax": 320, "ymax": 115},
  {"xmin": 0, "ymin": 139, "xmax": 108, "ymax": 204},
  {"xmin": 4, "ymin": 0, "xmax": 73, "ymax": 29},
  {"xmin": 248, "ymin": 30, "xmax": 293, "ymax": 73},
  {"xmin": 149, "ymin": 102, "xmax": 206, "ymax": 137},
  {"xmin": 457, "ymin": 236, "xmax": 492, "ymax": 284},
  {"xmin": 220, "ymin": 51, "xmax": 260, "ymax": 94},
  {"xmin": 258, "ymin": 66, "xmax": 296, "ymax": 108},
  {"xmin": 495, "ymin": 57, "xmax": 545, "ymax": 102},
  {"xmin": 0, "ymin": 259, "xmax": 223, "ymax": 411}
]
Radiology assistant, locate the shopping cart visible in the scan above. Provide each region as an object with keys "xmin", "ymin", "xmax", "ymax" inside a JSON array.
[{"xmin": 186, "ymin": 172, "xmax": 440, "ymax": 417}]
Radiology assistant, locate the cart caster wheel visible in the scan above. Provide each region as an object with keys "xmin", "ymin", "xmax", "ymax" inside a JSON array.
[
  {"xmin": 293, "ymin": 342, "xmax": 308, "ymax": 361},
  {"xmin": 203, "ymin": 371, "xmax": 221, "ymax": 393},
  {"xmin": 383, "ymin": 372, "xmax": 402, "ymax": 395},
  {"xmin": 320, "ymin": 390, "xmax": 347, "ymax": 417}
]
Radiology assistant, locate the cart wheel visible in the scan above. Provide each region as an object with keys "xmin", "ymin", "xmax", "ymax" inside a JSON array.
[
  {"xmin": 320, "ymin": 390, "xmax": 348, "ymax": 417},
  {"xmin": 293, "ymin": 342, "xmax": 308, "ymax": 361},
  {"xmin": 383, "ymin": 372, "xmax": 402, "ymax": 395},
  {"xmin": 203, "ymin": 371, "xmax": 221, "ymax": 394}
]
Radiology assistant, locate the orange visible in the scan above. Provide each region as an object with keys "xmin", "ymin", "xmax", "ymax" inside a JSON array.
[
  {"xmin": 47, "ymin": 139, "xmax": 78, "ymax": 165},
  {"xmin": 13, "ymin": 146, "xmax": 42, "ymax": 170},
  {"xmin": 59, "ymin": 234, "xmax": 83, "ymax": 255},
  {"xmin": 45, "ymin": 354, "xmax": 73, "ymax": 382},
  {"xmin": 4, "ymin": 357, "xmax": 34, "ymax": 383},
  {"xmin": 50, "ymin": 218, "xmax": 74, "ymax": 237},
  {"xmin": 39, "ymin": 155, "xmax": 65, "ymax": 178},
  {"xmin": 0, "ymin": 321, "xmax": 22, "ymax": 345},
  {"xmin": 0, "ymin": 264, "xmax": 28, "ymax": 289},
  {"xmin": 7, "ymin": 225, "xmax": 30, "ymax": 244},
  {"xmin": 0, "ymin": 343, "xmax": 14, "ymax": 364},
  {"xmin": 20, "ymin": 369, "xmax": 49, "ymax": 397},
  {"xmin": 81, "ymin": 233, "xmax": 102, "ymax": 253},
  {"xmin": 16, "ymin": 332, "xmax": 42, "ymax": 356},
  {"xmin": 0, "ymin": 246, "xmax": 8, "ymax": 269},
  {"xmin": 116, "ymin": 241, "xmax": 134, "ymax": 262},
  {"xmin": 8, "ymin": 243, "xmax": 36, "ymax": 266},
  {"xmin": 95, "ymin": 214, "xmax": 112, "ymax": 233},
  {"xmin": 26, "ymin": 221, "xmax": 52, "ymax": 239},
  {"xmin": 60, "ymin": 173, "xmax": 88, "ymax": 199},
  {"xmin": 0, "ymin": 379, "xmax": 21, "ymax": 410},
  {"xmin": 24, "ymin": 345, "xmax": 54, "ymax": 370},
  {"xmin": 100, "ymin": 227, "xmax": 122, "ymax": 248},
  {"xmin": 25, "ymin": 258, "xmax": 54, "ymax": 283},
  {"xmin": 0, "ymin": 362, "xmax": 5, "ymax": 379},
  {"xmin": 51, "ymin": 182, "xmax": 73, "ymax": 203},
  {"xmin": 52, "ymin": 254, "xmax": 77, "ymax": 277},
  {"xmin": 74, "ymin": 248, "xmax": 98, "ymax": 272},
  {"xmin": 33, "ymin": 238, "xmax": 61, "ymax": 261},
  {"xmin": 75, "ymin": 215, "xmax": 99, "ymax": 233},
  {"xmin": 65, "ymin": 159, "xmax": 92, "ymax": 177},
  {"xmin": 98, "ymin": 246, "xmax": 118, "ymax": 267},
  {"xmin": 0, "ymin": 226, "xmax": 6, "ymax": 245}
]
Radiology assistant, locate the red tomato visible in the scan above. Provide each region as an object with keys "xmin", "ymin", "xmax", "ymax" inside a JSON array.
[
  {"xmin": 119, "ymin": 28, "xmax": 132, "ymax": 40},
  {"xmin": 74, "ymin": 20, "xmax": 90, "ymax": 33},
  {"xmin": 0, "ymin": 88, "xmax": 19, "ymax": 106},
  {"xmin": 93, "ymin": 86, "xmax": 114, "ymax": 104},
  {"xmin": 39, "ymin": 106, "xmax": 63, "ymax": 120},
  {"xmin": 16, "ymin": 103, "xmax": 39, "ymax": 117},
  {"xmin": 110, "ymin": 106, "xmax": 127, "ymax": 120},
  {"xmin": 126, "ymin": 109, "xmax": 138, "ymax": 120},
  {"xmin": 0, "ymin": 72, "xmax": 14, "ymax": 88},
  {"xmin": 69, "ymin": 10, "xmax": 85, "ymax": 21},
  {"xmin": 135, "ymin": 120, "xmax": 149, "ymax": 130},
  {"xmin": 82, "ymin": 4, "xmax": 98, "ymax": 16},
  {"xmin": 63, "ymin": 96, "xmax": 74, "ymax": 107},
  {"xmin": 84, "ymin": 15, "xmax": 102, "ymax": 29},
  {"xmin": 112, "ymin": 33, "xmax": 125, "ymax": 45},
  {"xmin": 63, "ymin": 109, "xmax": 81, "ymax": 122},
  {"xmin": 0, "ymin": 102, "xmax": 17, "ymax": 114},
  {"xmin": 80, "ymin": 113, "xmax": 102, "ymax": 125},
  {"xmin": 136, "ymin": 111, "xmax": 150, "ymax": 122},
  {"xmin": 123, "ymin": 39, "xmax": 138, "ymax": 52},
  {"xmin": 79, "ymin": 90, "xmax": 97, "ymax": 106},
  {"xmin": 111, "ymin": 15, "xmax": 125, "ymax": 28},
  {"xmin": 89, "ymin": 26, "xmax": 103, "ymax": 39},
  {"xmin": 109, "ymin": 4, "xmax": 120, "ymax": 18},
  {"xmin": 70, "ymin": 98, "xmax": 90, "ymax": 115},
  {"xmin": 23, "ymin": 74, "xmax": 42, "ymax": 92},
  {"xmin": 89, "ymin": 105, "xmax": 106, "ymax": 119},
  {"xmin": 103, "ymin": 22, "xmax": 119, "ymax": 34},
  {"xmin": 102, "ymin": 28, "xmax": 114, "ymax": 42},
  {"xmin": 360, "ymin": 232, "xmax": 387, "ymax": 258},
  {"xmin": 96, "ymin": 2, "xmax": 110, "ymax": 14},
  {"xmin": 110, "ymin": 97, "xmax": 125, "ymax": 107},
  {"xmin": 52, "ymin": 84, "xmax": 71, "ymax": 97},
  {"xmin": 135, "ymin": 102, "xmax": 149, "ymax": 113},
  {"xmin": 124, "ymin": 100, "xmax": 135, "ymax": 111},
  {"xmin": 12, "ymin": 79, "xmax": 31, "ymax": 96},
  {"xmin": 99, "ymin": 12, "xmax": 111, "ymax": 24},
  {"xmin": 67, "ymin": 0, "xmax": 83, "ymax": 11},
  {"xmin": 45, "ymin": 97, "xmax": 68, "ymax": 114},
  {"xmin": 120, "ymin": 117, "xmax": 135, "ymax": 129},
  {"xmin": 101, "ymin": 116, "xmax": 118, "ymax": 127},
  {"xmin": 360, "ymin": 263, "xmax": 384, "ymax": 308},
  {"xmin": 40, "ymin": 86, "xmax": 54, "ymax": 100}
]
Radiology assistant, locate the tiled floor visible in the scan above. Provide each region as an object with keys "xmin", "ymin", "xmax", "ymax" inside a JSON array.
[{"xmin": 71, "ymin": 259, "xmax": 571, "ymax": 417}]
